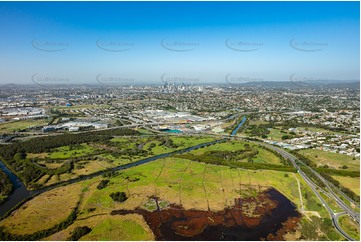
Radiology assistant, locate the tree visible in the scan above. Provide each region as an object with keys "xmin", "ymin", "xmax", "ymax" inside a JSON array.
[
  {"xmin": 281, "ymin": 135, "xmax": 290, "ymax": 140},
  {"xmin": 96, "ymin": 179, "xmax": 110, "ymax": 190},
  {"xmin": 68, "ymin": 226, "xmax": 92, "ymax": 241},
  {"xmin": 110, "ymin": 191, "xmax": 128, "ymax": 203}
]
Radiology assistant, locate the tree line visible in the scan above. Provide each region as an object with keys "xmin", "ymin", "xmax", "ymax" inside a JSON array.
[
  {"xmin": 0, "ymin": 170, "xmax": 12, "ymax": 205},
  {"xmin": 292, "ymin": 152, "xmax": 360, "ymax": 202}
]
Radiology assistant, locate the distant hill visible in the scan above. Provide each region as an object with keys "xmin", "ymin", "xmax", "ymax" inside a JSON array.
[{"xmin": 236, "ymin": 80, "xmax": 360, "ymax": 89}]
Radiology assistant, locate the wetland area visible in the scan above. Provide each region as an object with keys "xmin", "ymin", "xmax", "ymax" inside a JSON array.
[{"xmin": 112, "ymin": 188, "xmax": 300, "ymax": 240}]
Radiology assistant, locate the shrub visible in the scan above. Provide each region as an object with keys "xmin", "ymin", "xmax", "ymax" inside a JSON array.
[
  {"xmin": 109, "ymin": 191, "xmax": 128, "ymax": 203},
  {"xmin": 96, "ymin": 179, "xmax": 110, "ymax": 190},
  {"xmin": 68, "ymin": 226, "xmax": 92, "ymax": 241}
]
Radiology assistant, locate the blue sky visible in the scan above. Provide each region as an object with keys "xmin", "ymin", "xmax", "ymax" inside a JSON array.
[{"xmin": 0, "ymin": 1, "xmax": 359, "ymax": 85}]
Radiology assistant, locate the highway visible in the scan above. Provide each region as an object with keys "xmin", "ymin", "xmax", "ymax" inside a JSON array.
[{"xmin": 253, "ymin": 141, "xmax": 358, "ymax": 241}]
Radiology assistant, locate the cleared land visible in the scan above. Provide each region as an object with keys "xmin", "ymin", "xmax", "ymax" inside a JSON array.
[
  {"xmin": 331, "ymin": 175, "xmax": 360, "ymax": 196},
  {"xmin": 48, "ymin": 144, "xmax": 98, "ymax": 159},
  {"xmin": 0, "ymin": 119, "xmax": 49, "ymax": 132},
  {"xmin": 267, "ymin": 127, "xmax": 293, "ymax": 141},
  {"xmin": 80, "ymin": 215, "xmax": 154, "ymax": 241},
  {"xmin": 0, "ymin": 183, "xmax": 83, "ymax": 235},
  {"xmin": 298, "ymin": 149, "xmax": 359, "ymax": 171}
]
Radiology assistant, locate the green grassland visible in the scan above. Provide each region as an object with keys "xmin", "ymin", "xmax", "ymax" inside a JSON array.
[
  {"xmin": 298, "ymin": 149, "xmax": 359, "ymax": 171},
  {"xmin": 248, "ymin": 120, "xmax": 269, "ymax": 126},
  {"xmin": 0, "ymin": 183, "xmax": 83, "ymax": 235},
  {"xmin": 252, "ymin": 147, "xmax": 283, "ymax": 165},
  {"xmin": 190, "ymin": 140, "xmax": 247, "ymax": 154},
  {"xmin": 48, "ymin": 144, "xmax": 98, "ymax": 159},
  {"xmin": 296, "ymin": 126, "xmax": 344, "ymax": 135},
  {"xmin": 26, "ymin": 136, "xmax": 217, "ymax": 187},
  {"xmin": 0, "ymin": 155, "xmax": 336, "ymax": 241},
  {"xmin": 0, "ymin": 119, "xmax": 49, "ymax": 132},
  {"xmin": 80, "ymin": 216, "xmax": 154, "ymax": 241},
  {"xmin": 266, "ymin": 127, "xmax": 293, "ymax": 140},
  {"xmin": 110, "ymin": 135, "xmax": 216, "ymax": 161},
  {"xmin": 188, "ymin": 140, "xmax": 284, "ymax": 165},
  {"xmin": 0, "ymin": 137, "xmax": 345, "ymax": 241},
  {"xmin": 331, "ymin": 176, "xmax": 360, "ymax": 196},
  {"xmin": 135, "ymin": 128, "xmax": 154, "ymax": 135}
]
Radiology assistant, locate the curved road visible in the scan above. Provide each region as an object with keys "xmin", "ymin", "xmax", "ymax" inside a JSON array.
[{"xmin": 252, "ymin": 141, "xmax": 358, "ymax": 241}]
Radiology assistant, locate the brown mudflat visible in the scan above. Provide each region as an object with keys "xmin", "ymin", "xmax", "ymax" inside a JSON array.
[{"xmin": 111, "ymin": 188, "xmax": 300, "ymax": 240}]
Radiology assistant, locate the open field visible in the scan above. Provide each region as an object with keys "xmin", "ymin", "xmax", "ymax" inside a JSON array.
[
  {"xmin": 48, "ymin": 144, "xmax": 98, "ymax": 159},
  {"xmin": 248, "ymin": 120, "xmax": 269, "ymax": 126},
  {"xmin": 296, "ymin": 126, "xmax": 344, "ymax": 135},
  {"xmin": 266, "ymin": 127, "xmax": 291, "ymax": 141},
  {"xmin": 338, "ymin": 215, "xmax": 360, "ymax": 240},
  {"xmin": 80, "ymin": 215, "xmax": 154, "ymax": 241},
  {"xmin": 331, "ymin": 175, "xmax": 360, "ymax": 196},
  {"xmin": 252, "ymin": 147, "xmax": 282, "ymax": 165},
  {"xmin": 0, "ymin": 156, "xmax": 334, "ymax": 240},
  {"xmin": 0, "ymin": 183, "xmax": 83, "ymax": 235},
  {"xmin": 135, "ymin": 128, "xmax": 154, "ymax": 135},
  {"xmin": 72, "ymin": 159, "xmax": 115, "ymax": 176},
  {"xmin": 189, "ymin": 140, "xmax": 284, "ymax": 165},
  {"xmin": 0, "ymin": 119, "xmax": 49, "ymax": 132},
  {"xmin": 0, "ymin": 137, "xmax": 343, "ymax": 240},
  {"xmin": 190, "ymin": 140, "xmax": 247, "ymax": 154},
  {"xmin": 298, "ymin": 149, "xmax": 359, "ymax": 171},
  {"xmin": 23, "ymin": 136, "xmax": 216, "ymax": 188},
  {"xmin": 36, "ymin": 161, "xmax": 64, "ymax": 169}
]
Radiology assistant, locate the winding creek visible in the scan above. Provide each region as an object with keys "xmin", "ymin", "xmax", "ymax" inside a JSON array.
[
  {"xmin": 0, "ymin": 118, "xmax": 306, "ymax": 240},
  {"xmin": 231, "ymin": 116, "xmax": 247, "ymax": 136},
  {"xmin": 0, "ymin": 118, "xmax": 252, "ymax": 223},
  {"xmin": 0, "ymin": 161, "xmax": 33, "ymax": 217},
  {"xmin": 0, "ymin": 117, "xmax": 248, "ymax": 218},
  {"xmin": 0, "ymin": 139, "xmax": 225, "ymax": 218}
]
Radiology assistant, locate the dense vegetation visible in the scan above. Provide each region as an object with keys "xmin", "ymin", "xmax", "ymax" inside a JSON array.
[
  {"xmin": 0, "ymin": 170, "xmax": 12, "ymax": 205},
  {"xmin": 96, "ymin": 179, "xmax": 110, "ymax": 190},
  {"xmin": 0, "ymin": 128, "xmax": 138, "ymax": 188},
  {"xmin": 109, "ymin": 191, "xmax": 128, "ymax": 203},
  {"xmin": 0, "ymin": 128, "xmax": 138, "ymax": 160},
  {"xmin": 244, "ymin": 123, "xmax": 273, "ymax": 138},
  {"xmin": 67, "ymin": 226, "xmax": 92, "ymax": 241},
  {"xmin": 300, "ymin": 216, "xmax": 341, "ymax": 240}
]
